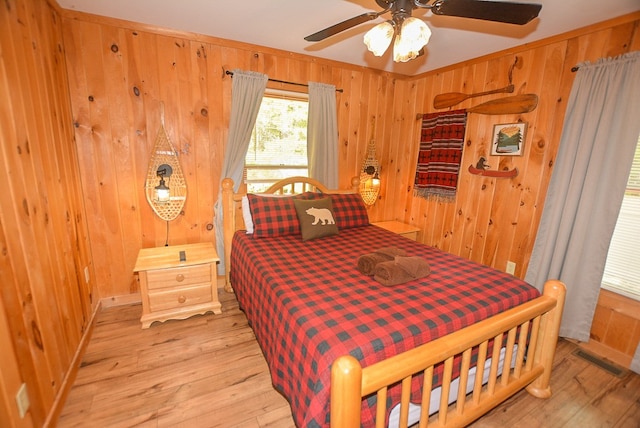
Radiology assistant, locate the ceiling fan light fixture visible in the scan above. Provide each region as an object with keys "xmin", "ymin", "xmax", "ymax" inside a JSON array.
[
  {"xmin": 393, "ymin": 17, "xmax": 431, "ymax": 62},
  {"xmin": 364, "ymin": 21, "xmax": 394, "ymax": 56}
]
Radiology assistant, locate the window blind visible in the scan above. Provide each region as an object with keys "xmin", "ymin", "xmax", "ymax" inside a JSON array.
[
  {"xmin": 245, "ymin": 90, "xmax": 309, "ymax": 192},
  {"xmin": 601, "ymin": 137, "xmax": 640, "ymax": 300}
]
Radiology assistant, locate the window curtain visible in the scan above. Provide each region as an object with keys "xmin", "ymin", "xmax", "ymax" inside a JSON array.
[
  {"xmin": 307, "ymin": 82, "xmax": 338, "ymax": 188},
  {"xmin": 525, "ymin": 52, "xmax": 640, "ymax": 359},
  {"xmin": 214, "ymin": 70, "xmax": 268, "ymax": 273}
]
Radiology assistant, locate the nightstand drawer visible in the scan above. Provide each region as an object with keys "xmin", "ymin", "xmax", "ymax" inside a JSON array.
[
  {"xmin": 146, "ymin": 264, "xmax": 211, "ymax": 290},
  {"xmin": 134, "ymin": 242, "xmax": 221, "ymax": 328},
  {"xmin": 148, "ymin": 283, "xmax": 213, "ymax": 312}
]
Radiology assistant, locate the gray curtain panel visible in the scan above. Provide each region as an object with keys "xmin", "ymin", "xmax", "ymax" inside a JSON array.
[
  {"xmin": 525, "ymin": 52, "xmax": 640, "ymax": 355},
  {"xmin": 214, "ymin": 70, "xmax": 268, "ymax": 273},
  {"xmin": 307, "ymin": 82, "xmax": 339, "ymax": 189}
]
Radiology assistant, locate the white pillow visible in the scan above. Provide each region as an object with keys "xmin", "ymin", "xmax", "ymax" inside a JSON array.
[{"xmin": 241, "ymin": 195, "xmax": 254, "ymax": 234}]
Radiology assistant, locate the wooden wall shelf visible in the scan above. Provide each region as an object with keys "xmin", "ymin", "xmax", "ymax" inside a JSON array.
[{"xmin": 468, "ymin": 165, "xmax": 519, "ymax": 178}]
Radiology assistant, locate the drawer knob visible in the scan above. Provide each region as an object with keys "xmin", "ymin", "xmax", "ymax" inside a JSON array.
[
  {"xmin": 176, "ymin": 274, "xmax": 185, "ymax": 282},
  {"xmin": 178, "ymin": 295, "xmax": 186, "ymax": 304}
]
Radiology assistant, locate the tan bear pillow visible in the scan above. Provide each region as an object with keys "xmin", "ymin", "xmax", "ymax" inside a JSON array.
[{"xmin": 293, "ymin": 197, "xmax": 339, "ymax": 241}]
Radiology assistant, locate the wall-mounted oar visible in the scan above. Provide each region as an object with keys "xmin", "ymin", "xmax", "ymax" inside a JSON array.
[
  {"xmin": 467, "ymin": 94, "xmax": 538, "ymax": 115},
  {"xmin": 433, "ymin": 84, "xmax": 515, "ymax": 109}
]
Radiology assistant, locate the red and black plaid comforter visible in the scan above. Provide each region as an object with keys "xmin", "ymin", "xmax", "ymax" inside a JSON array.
[{"xmin": 229, "ymin": 225, "xmax": 540, "ymax": 427}]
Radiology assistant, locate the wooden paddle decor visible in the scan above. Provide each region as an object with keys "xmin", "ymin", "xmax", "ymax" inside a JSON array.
[
  {"xmin": 467, "ymin": 94, "xmax": 538, "ymax": 115},
  {"xmin": 433, "ymin": 84, "xmax": 515, "ymax": 109}
]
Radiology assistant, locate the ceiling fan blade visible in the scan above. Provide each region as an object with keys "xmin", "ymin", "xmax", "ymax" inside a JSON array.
[
  {"xmin": 432, "ymin": 0, "xmax": 542, "ymax": 25},
  {"xmin": 304, "ymin": 12, "xmax": 383, "ymax": 42}
]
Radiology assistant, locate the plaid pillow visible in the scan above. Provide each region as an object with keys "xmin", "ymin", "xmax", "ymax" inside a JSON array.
[
  {"xmin": 294, "ymin": 191, "xmax": 324, "ymax": 201},
  {"xmin": 247, "ymin": 191, "xmax": 369, "ymax": 237},
  {"xmin": 328, "ymin": 193, "xmax": 370, "ymax": 229},
  {"xmin": 247, "ymin": 194, "xmax": 300, "ymax": 238}
]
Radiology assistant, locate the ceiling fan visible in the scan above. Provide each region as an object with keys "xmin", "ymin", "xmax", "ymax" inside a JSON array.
[{"xmin": 304, "ymin": 0, "xmax": 542, "ymax": 62}]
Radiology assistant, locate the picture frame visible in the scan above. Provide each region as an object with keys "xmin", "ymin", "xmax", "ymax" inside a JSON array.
[{"xmin": 491, "ymin": 122, "xmax": 527, "ymax": 156}]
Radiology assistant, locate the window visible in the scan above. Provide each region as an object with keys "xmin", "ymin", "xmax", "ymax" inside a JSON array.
[
  {"xmin": 601, "ymin": 135, "xmax": 640, "ymax": 300},
  {"xmin": 245, "ymin": 90, "xmax": 309, "ymax": 193}
]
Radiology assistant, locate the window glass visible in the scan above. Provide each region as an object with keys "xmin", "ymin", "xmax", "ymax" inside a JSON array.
[
  {"xmin": 245, "ymin": 90, "xmax": 308, "ymax": 193},
  {"xmin": 601, "ymin": 135, "xmax": 640, "ymax": 300}
]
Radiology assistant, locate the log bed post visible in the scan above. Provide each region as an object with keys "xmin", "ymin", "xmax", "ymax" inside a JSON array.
[
  {"xmin": 221, "ymin": 178, "xmax": 235, "ymax": 293},
  {"xmin": 331, "ymin": 355, "xmax": 362, "ymax": 427},
  {"xmin": 525, "ymin": 280, "xmax": 566, "ymax": 398}
]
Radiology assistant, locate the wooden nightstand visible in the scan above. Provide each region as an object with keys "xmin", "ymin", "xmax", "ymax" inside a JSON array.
[
  {"xmin": 134, "ymin": 242, "xmax": 222, "ymax": 328},
  {"xmin": 372, "ymin": 220, "xmax": 421, "ymax": 241}
]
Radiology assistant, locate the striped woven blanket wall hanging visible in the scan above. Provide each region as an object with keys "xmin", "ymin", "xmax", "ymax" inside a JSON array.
[{"xmin": 414, "ymin": 109, "xmax": 467, "ymax": 202}]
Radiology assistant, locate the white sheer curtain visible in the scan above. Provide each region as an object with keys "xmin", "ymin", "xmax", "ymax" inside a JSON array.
[
  {"xmin": 214, "ymin": 70, "xmax": 268, "ymax": 273},
  {"xmin": 525, "ymin": 52, "xmax": 640, "ymax": 356},
  {"xmin": 307, "ymin": 82, "xmax": 338, "ymax": 188}
]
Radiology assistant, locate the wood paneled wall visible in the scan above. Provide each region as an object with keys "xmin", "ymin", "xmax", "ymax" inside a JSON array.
[
  {"xmin": 1, "ymin": 0, "xmax": 96, "ymax": 425},
  {"xmin": 404, "ymin": 16, "xmax": 640, "ymax": 278},
  {"xmin": 61, "ymin": 10, "xmax": 640, "ymax": 299},
  {"xmin": 584, "ymin": 290, "xmax": 640, "ymax": 367},
  {"xmin": 60, "ymin": 11, "xmax": 413, "ymax": 299}
]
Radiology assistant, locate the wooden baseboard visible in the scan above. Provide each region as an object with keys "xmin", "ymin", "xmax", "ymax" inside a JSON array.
[
  {"xmin": 100, "ymin": 293, "xmax": 142, "ymax": 308},
  {"xmin": 578, "ymin": 340, "xmax": 632, "ymax": 369},
  {"xmin": 43, "ymin": 300, "xmax": 102, "ymax": 427}
]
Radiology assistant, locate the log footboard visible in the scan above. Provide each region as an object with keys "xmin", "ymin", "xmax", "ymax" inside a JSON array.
[{"xmin": 331, "ymin": 280, "xmax": 566, "ymax": 427}]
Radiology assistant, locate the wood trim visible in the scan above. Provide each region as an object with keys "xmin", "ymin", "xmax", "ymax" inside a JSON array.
[
  {"xmin": 597, "ymin": 289, "xmax": 640, "ymax": 320},
  {"xmin": 579, "ymin": 340, "xmax": 632, "ymax": 369},
  {"xmin": 43, "ymin": 300, "xmax": 101, "ymax": 427},
  {"xmin": 585, "ymin": 289, "xmax": 640, "ymax": 368},
  {"xmin": 57, "ymin": 9, "xmax": 408, "ymax": 80},
  {"xmin": 408, "ymin": 11, "xmax": 640, "ymax": 79},
  {"xmin": 100, "ymin": 293, "xmax": 143, "ymax": 308}
]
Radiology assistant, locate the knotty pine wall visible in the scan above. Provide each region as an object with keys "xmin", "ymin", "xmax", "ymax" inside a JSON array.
[
  {"xmin": 1, "ymin": 0, "xmax": 96, "ymax": 426},
  {"xmin": 406, "ymin": 17, "xmax": 640, "ymax": 277},
  {"xmin": 2, "ymin": 1, "xmax": 639, "ymax": 425},
  {"xmin": 61, "ymin": 10, "xmax": 640, "ymax": 299},
  {"xmin": 60, "ymin": 11, "xmax": 417, "ymax": 300}
]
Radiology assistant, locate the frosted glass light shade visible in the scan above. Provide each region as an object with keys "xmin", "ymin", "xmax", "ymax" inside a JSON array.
[
  {"xmin": 364, "ymin": 21, "xmax": 394, "ymax": 56},
  {"xmin": 393, "ymin": 17, "xmax": 431, "ymax": 62}
]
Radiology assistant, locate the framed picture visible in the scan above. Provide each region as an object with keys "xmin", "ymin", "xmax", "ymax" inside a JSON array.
[{"xmin": 491, "ymin": 122, "xmax": 527, "ymax": 156}]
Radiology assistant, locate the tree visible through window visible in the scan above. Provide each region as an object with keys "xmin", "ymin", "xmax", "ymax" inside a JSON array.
[
  {"xmin": 601, "ymin": 135, "xmax": 640, "ymax": 300},
  {"xmin": 245, "ymin": 91, "xmax": 309, "ymax": 193}
]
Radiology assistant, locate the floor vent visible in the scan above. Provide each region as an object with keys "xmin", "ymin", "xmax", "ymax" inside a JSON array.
[{"xmin": 572, "ymin": 349, "xmax": 627, "ymax": 378}]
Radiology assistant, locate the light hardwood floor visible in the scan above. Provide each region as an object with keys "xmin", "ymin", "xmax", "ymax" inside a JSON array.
[{"xmin": 58, "ymin": 288, "xmax": 640, "ymax": 427}]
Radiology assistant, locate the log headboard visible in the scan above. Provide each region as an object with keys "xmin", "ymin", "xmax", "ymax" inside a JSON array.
[{"xmin": 220, "ymin": 176, "xmax": 360, "ymax": 292}]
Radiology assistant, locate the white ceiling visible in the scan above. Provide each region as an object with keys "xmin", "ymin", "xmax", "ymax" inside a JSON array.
[{"xmin": 57, "ymin": 0, "xmax": 639, "ymax": 76}]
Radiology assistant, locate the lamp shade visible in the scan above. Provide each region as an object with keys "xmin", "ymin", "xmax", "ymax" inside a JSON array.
[
  {"xmin": 393, "ymin": 17, "xmax": 431, "ymax": 62},
  {"xmin": 364, "ymin": 21, "xmax": 394, "ymax": 57},
  {"xmin": 155, "ymin": 177, "xmax": 170, "ymax": 203}
]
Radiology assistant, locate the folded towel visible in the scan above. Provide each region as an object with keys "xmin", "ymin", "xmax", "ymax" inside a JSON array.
[
  {"xmin": 393, "ymin": 255, "xmax": 431, "ymax": 278},
  {"xmin": 374, "ymin": 256, "xmax": 430, "ymax": 286},
  {"xmin": 357, "ymin": 247, "xmax": 407, "ymax": 276}
]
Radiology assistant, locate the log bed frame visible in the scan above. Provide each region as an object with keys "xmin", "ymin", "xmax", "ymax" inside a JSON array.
[{"xmin": 221, "ymin": 176, "xmax": 566, "ymax": 428}]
